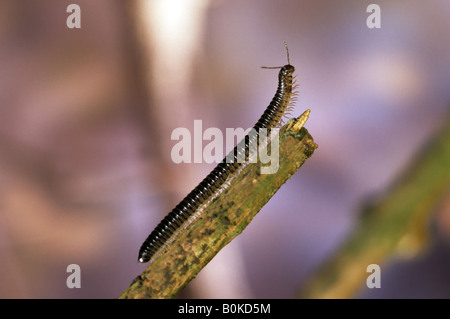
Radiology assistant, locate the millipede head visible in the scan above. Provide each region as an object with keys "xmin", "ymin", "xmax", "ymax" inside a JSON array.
[{"xmin": 279, "ymin": 64, "xmax": 295, "ymax": 77}]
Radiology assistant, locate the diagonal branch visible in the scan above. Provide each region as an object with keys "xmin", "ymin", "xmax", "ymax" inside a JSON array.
[{"xmin": 119, "ymin": 113, "xmax": 318, "ymax": 299}]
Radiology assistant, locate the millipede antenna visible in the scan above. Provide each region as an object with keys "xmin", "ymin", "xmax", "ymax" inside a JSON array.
[{"xmin": 261, "ymin": 41, "xmax": 291, "ymax": 69}]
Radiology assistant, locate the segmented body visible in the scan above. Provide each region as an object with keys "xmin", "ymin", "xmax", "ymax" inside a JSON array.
[{"xmin": 138, "ymin": 64, "xmax": 297, "ymax": 263}]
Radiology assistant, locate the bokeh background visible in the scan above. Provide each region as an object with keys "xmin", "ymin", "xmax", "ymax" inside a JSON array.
[{"xmin": 1, "ymin": 0, "xmax": 449, "ymax": 298}]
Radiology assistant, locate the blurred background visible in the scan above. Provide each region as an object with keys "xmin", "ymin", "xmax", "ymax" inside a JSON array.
[{"xmin": 1, "ymin": 0, "xmax": 449, "ymax": 298}]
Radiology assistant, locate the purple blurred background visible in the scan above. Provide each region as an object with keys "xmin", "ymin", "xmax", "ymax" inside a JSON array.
[{"xmin": 0, "ymin": 0, "xmax": 449, "ymax": 298}]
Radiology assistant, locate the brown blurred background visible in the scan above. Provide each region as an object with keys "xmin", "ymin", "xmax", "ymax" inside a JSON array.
[{"xmin": 0, "ymin": 0, "xmax": 449, "ymax": 298}]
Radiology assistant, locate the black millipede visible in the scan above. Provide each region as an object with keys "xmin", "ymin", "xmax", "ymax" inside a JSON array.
[{"xmin": 138, "ymin": 43, "xmax": 298, "ymax": 263}]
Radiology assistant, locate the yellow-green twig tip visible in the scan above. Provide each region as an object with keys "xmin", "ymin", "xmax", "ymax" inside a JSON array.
[{"xmin": 293, "ymin": 109, "xmax": 311, "ymax": 132}]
